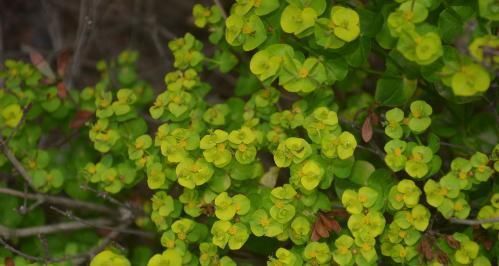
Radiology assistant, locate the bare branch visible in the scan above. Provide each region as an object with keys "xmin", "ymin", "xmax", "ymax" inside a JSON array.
[
  {"xmin": 0, "ymin": 187, "xmax": 114, "ymax": 214},
  {"xmin": 0, "ymin": 219, "xmax": 111, "ymax": 239},
  {"xmin": 449, "ymin": 217, "xmax": 499, "ymax": 225},
  {"xmin": 50, "ymin": 206, "xmax": 153, "ymax": 238},
  {"xmin": 213, "ymin": 0, "xmax": 227, "ymax": 19},
  {"xmin": 0, "ymin": 135, "xmax": 36, "ymax": 189}
]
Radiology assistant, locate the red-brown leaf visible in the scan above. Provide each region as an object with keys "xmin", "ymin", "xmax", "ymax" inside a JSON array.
[
  {"xmin": 436, "ymin": 250, "xmax": 450, "ymax": 265},
  {"xmin": 29, "ymin": 50, "xmax": 56, "ymax": 81},
  {"xmin": 57, "ymin": 50, "xmax": 71, "ymax": 78},
  {"xmin": 370, "ymin": 112, "xmax": 380, "ymax": 126},
  {"xmin": 319, "ymin": 214, "xmax": 341, "ymax": 233},
  {"xmin": 4, "ymin": 257, "xmax": 15, "ymax": 266},
  {"xmin": 57, "ymin": 82, "xmax": 67, "ymax": 99},
  {"xmin": 418, "ymin": 237, "xmax": 434, "ymax": 261},
  {"xmin": 445, "ymin": 235, "xmax": 460, "ymax": 249},
  {"xmin": 70, "ymin": 110, "xmax": 93, "ymax": 129},
  {"xmin": 361, "ymin": 115, "xmax": 373, "ymax": 143},
  {"xmin": 311, "ymin": 227, "xmax": 321, "ymax": 241}
]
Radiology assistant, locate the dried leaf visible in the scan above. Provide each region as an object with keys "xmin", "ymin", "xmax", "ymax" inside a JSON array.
[
  {"xmin": 4, "ymin": 257, "xmax": 15, "ymax": 266},
  {"xmin": 29, "ymin": 50, "xmax": 56, "ymax": 81},
  {"xmin": 445, "ymin": 235, "xmax": 460, "ymax": 249},
  {"xmin": 57, "ymin": 50, "xmax": 71, "ymax": 78},
  {"xmin": 418, "ymin": 237, "xmax": 434, "ymax": 261},
  {"xmin": 361, "ymin": 115, "xmax": 373, "ymax": 143},
  {"xmin": 436, "ymin": 250, "xmax": 450, "ymax": 265},
  {"xmin": 69, "ymin": 110, "xmax": 93, "ymax": 129},
  {"xmin": 57, "ymin": 82, "xmax": 67, "ymax": 99},
  {"xmin": 310, "ymin": 227, "xmax": 321, "ymax": 241},
  {"xmin": 319, "ymin": 213, "xmax": 341, "ymax": 233}
]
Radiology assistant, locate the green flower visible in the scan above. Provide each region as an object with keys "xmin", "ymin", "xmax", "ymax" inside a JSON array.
[
  {"xmin": 424, "ymin": 175, "xmax": 461, "ymax": 207},
  {"xmin": 90, "ymin": 250, "xmax": 130, "ymax": 266},
  {"xmin": 477, "ymin": 205, "xmax": 499, "ymax": 230},
  {"xmin": 393, "ymin": 204, "xmax": 430, "ymax": 231},
  {"xmin": 176, "ymin": 158, "xmax": 214, "ymax": 189},
  {"xmin": 405, "ymin": 145, "xmax": 433, "ymax": 178},
  {"xmin": 229, "ymin": 127, "xmax": 258, "ymax": 164},
  {"xmin": 451, "ymin": 63, "xmax": 490, "ymax": 96},
  {"xmin": 389, "ymin": 244, "xmax": 418, "ymax": 264},
  {"xmin": 225, "ymin": 14, "xmax": 266, "ymax": 51},
  {"xmin": 289, "ymin": 216, "xmax": 310, "ymax": 245},
  {"xmin": 193, "ymin": 4, "xmax": 222, "ymax": 28},
  {"xmin": 147, "ymin": 162, "xmax": 166, "ymax": 189},
  {"xmin": 203, "ymin": 104, "xmax": 229, "ymax": 126},
  {"xmin": 111, "ymin": 89, "xmax": 137, "ymax": 116},
  {"xmin": 453, "ymin": 233, "xmax": 479, "ymax": 265},
  {"xmin": 479, "ymin": 0, "xmax": 499, "ymax": 21},
  {"xmin": 304, "ymin": 107, "xmax": 339, "ymax": 144},
  {"xmin": 279, "ymin": 57, "xmax": 327, "ymax": 93},
  {"xmin": 32, "ymin": 169, "xmax": 64, "ymax": 192},
  {"xmin": 89, "ymin": 119, "xmax": 120, "ymax": 153},
  {"xmin": 470, "ymin": 152, "xmax": 493, "ymax": 182},
  {"xmin": 233, "ymin": 0, "xmax": 279, "ymax": 16},
  {"xmin": 384, "ymin": 139, "xmax": 407, "ymax": 172},
  {"xmin": 280, "ymin": 5, "xmax": 318, "ymax": 36},
  {"xmin": 201, "ymin": 130, "xmax": 233, "ymax": 168},
  {"xmin": 273, "ymin": 137, "xmax": 312, "ymax": 167},
  {"xmin": 214, "ymin": 192, "xmax": 251, "ymax": 220},
  {"xmin": 384, "ymin": 108, "xmax": 405, "ymax": 139},
  {"xmin": 469, "ymin": 35, "xmax": 499, "ymax": 64},
  {"xmin": 348, "ymin": 210, "xmax": 385, "ymax": 239},
  {"xmin": 1, "ymin": 104, "xmax": 22, "ymax": 128},
  {"xmin": 332, "ymin": 234, "xmax": 377, "ymax": 265},
  {"xmin": 147, "ymin": 250, "xmax": 183, "ymax": 266},
  {"xmin": 408, "ymin": 100, "xmax": 432, "ymax": 134},
  {"xmin": 211, "ymin": 220, "xmax": 249, "ymax": 250},
  {"xmin": 165, "ymin": 69, "xmax": 199, "ymax": 92},
  {"xmin": 291, "ymin": 159, "xmax": 325, "ymax": 190},
  {"xmin": 388, "ymin": 179, "xmax": 421, "ymax": 210},
  {"xmin": 387, "ymin": 1, "xmax": 428, "ymax": 37},
  {"xmin": 128, "ymin": 134, "xmax": 152, "ymax": 160},
  {"xmin": 250, "ymin": 44, "xmax": 294, "ymax": 82},
  {"xmin": 321, "ymin": 132, "xmax": 357, "ymax": 159},
  {"xmin": 303, "ymin": 242, "xmax": 331, "ymax": 265},
  {"xmin": 269, "ymin": 248, "xmax": 301, "ymax": 266},
  {"xmin": 270, "ymin": 202, "xmax": 296, "ymax": 224},
  {"xmin": 448, "ymin": 157, "xmax": 473, "ymax": 190},
  {"xmin": 397, "ymin": 30, "xmax": 442, "ymax": 65},
  {"xmin": 385, "ymin": 222, "xmax": 421, "ymax": 246},
  {"xmin": 342, "ymin": 187, "xmax": 378, "ymax": 214},
  {"xmin": 249, "ymin": 209, "xmax": 283, "ymax": 237},
  {"xmin": 160, "ymin": 128, "xmax": 200, "ymax": 163},
  {"xmin": 329, "ymin": 6, "xmax": 360, "ymax": 42}
]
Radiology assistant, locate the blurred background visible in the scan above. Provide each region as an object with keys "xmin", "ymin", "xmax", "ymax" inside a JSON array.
[{"xmin": 0, "ymin": 0, "xmax": 221, "ymax": 91}]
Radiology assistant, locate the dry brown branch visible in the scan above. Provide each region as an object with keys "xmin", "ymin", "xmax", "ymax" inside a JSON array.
[
  {"xmin": 449, "ymin": 217, "xmax": 499, "ymax": 225},
  {"xmin": 0, "ymin": 187, "xmax": 114, "ymax": 214},
  {"xmin": 0, "ymin": 219, "xmax": 111, "ymax": 239}
]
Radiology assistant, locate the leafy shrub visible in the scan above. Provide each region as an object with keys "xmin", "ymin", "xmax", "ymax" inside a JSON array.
[{"xmin": 0, "ymin": 0, "xmax": 498, "ymax": 265}]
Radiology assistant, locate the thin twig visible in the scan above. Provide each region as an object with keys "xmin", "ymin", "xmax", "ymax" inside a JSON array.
[
  {"xmin": 50, "ymin": 206, "xmax": 153, "ymax": 238},
  {"xmin": 0, "ymin": 218, "xmax": 110, "ymax": 239},
  {"xmin": 0, "ymin": 135, "xmax": 36, "ymax": 189},
  {"xmin": 449, "ymin": 217, "xmax": 499, "ymax": 225},
  {"xmin": 64, "ymin": 0, "xmax": 98, "ymax": 89},
  {"xmin": 213, "ymin": 0, "xmax": 227, "ymax": 19},
  {"xmin": 0, "ymin": 187, "xmax": 114, "ymax": 214}
]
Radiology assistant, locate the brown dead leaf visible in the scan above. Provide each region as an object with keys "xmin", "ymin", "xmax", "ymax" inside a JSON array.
[{"xmin": 69, "ymin": 110, "xmax": 93, "ymax": 129}]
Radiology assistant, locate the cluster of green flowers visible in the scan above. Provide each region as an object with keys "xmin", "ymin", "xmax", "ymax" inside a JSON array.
[
  {"xmin": 1, "ymin": 0, "xmax": 498, "ymax": 265},
  {"xmin": 383, "ymin": 100, "xmax": 442, "ymax": 179},
  {"xmin": 424, "ymin": 151, "xmax": 495, "ymax": 219},
  {"xmin": 381, "ymin": 179, "xmax": 430, "ymax": 263},
  {"xmin": 83, "ymin": 51, "xmax": 155, "ymax": 193}
]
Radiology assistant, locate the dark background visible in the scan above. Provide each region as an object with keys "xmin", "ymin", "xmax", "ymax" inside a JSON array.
[{"xmin": 0, "ymin": 0, "xmax": 222, "ymax": 91}]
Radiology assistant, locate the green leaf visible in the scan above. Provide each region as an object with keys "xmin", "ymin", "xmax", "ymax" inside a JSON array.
[
  {"xmin": 375, "ymin": 75, "xmax": 416, "ymax": 106},
  {"xmin": 350, "ymin": 160, "xmax": 375, "ymax": 186}
]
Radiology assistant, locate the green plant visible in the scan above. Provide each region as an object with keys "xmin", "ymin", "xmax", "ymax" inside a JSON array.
[{"xmin": 0, "ymin": 0, "xmax": 498, "ymax": 265}]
